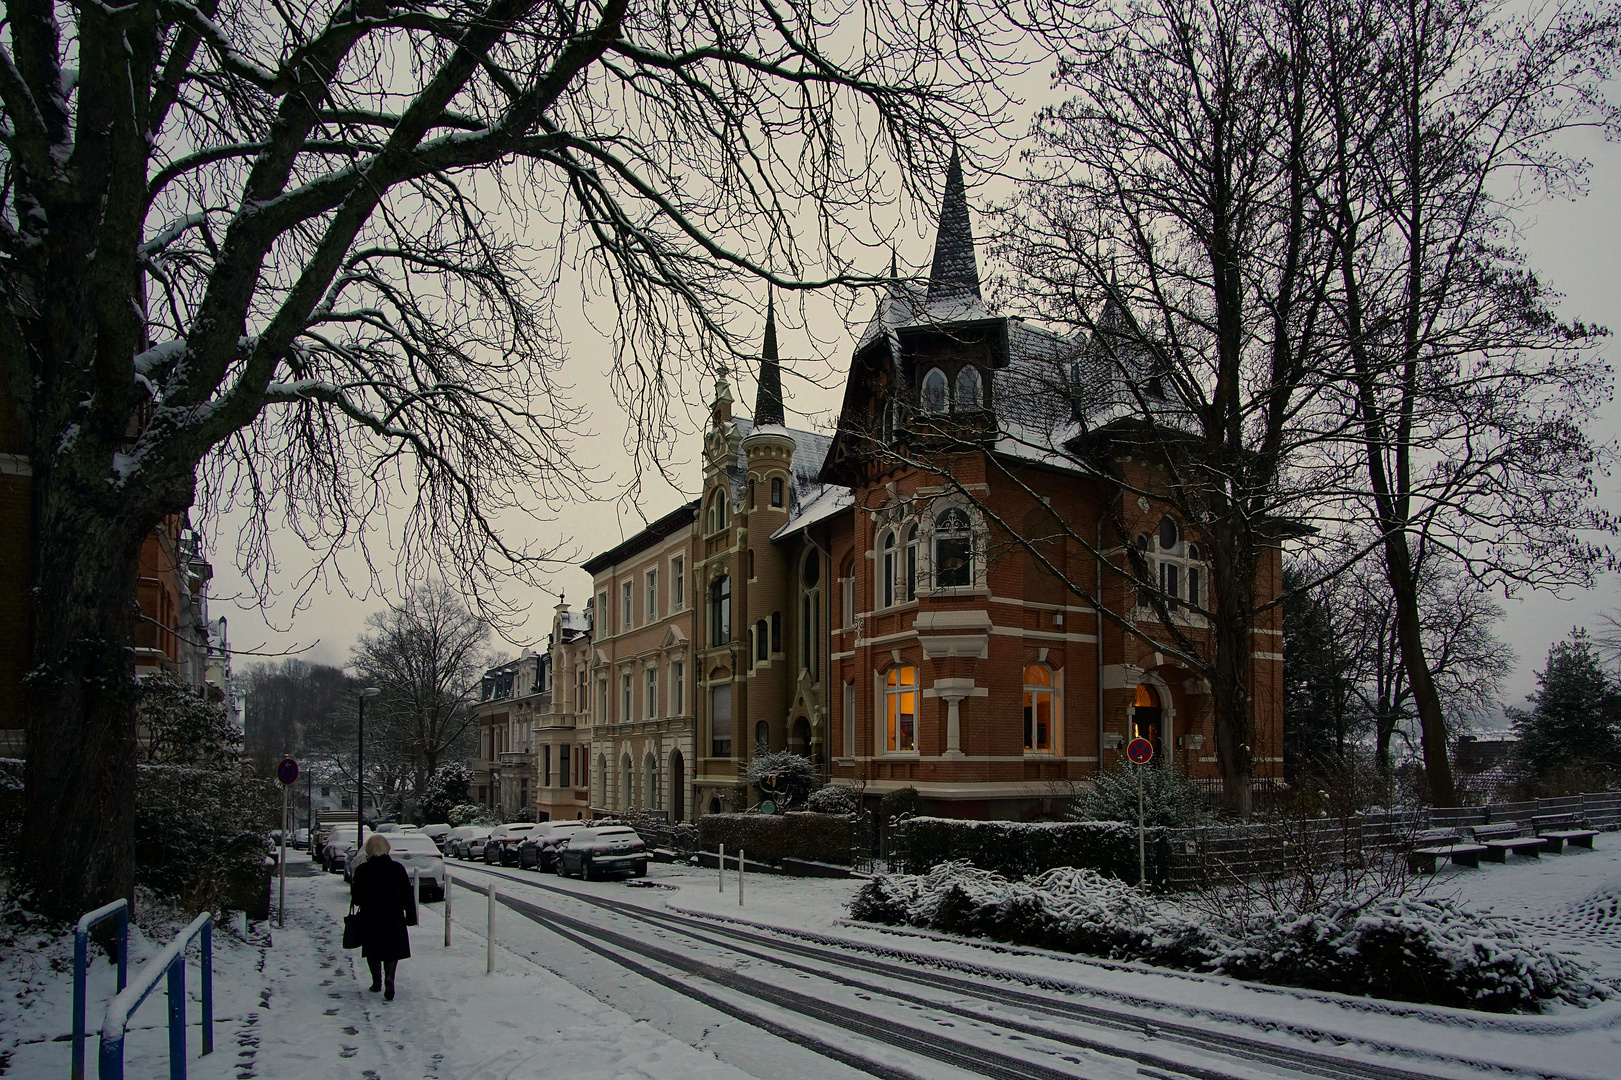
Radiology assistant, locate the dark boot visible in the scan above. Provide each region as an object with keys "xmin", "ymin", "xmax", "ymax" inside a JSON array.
[
  {"xmin": 383, "ymin": 961, "xmax": 397, "ymax": 1001},
  {"xmin": 367, "ymin": 958, "xmax": 382, "ymax": 993}
]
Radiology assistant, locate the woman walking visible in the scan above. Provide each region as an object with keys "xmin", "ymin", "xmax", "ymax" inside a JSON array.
[{"xmin": 350, "ymin": 833, "xmax": 417, "ymax": 1000}]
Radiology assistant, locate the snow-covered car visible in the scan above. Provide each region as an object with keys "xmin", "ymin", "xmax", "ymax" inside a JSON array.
[
  {"xmin": 292, "ymin": 828, "xmax": 310, "ymax": 849},
  {"xmin": 556, "ymin": 826, "xmax": 650, "ymax": 880},
  {"xmin": 319, "ymin": 826, "xmax": 359, "ymax": 873},
  {"xmin": 452, "ymin": 828, "xmax": 492, "ymax": 861},
  {"xmin": 518, "ymin": 821, "xmax": 589, "ymax": 871},
  {"xmin": 444, "ymin": 826, "xmax": 484, "ymax": 859},
  {"xmin": 485, "ymin": 823, "xmax": 542, "ymax": 866},
  {"xmin": 351, "ymin": 833, "xmax": 447, "ymax": 901},
  {"xmin": 421, "ymin": 824, "xmax": 452, "ymax": 851}
]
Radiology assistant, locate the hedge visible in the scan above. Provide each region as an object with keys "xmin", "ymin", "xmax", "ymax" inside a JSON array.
[
  {"xmin": 899, "ymin": 816, "xmax": 1169, "ymax": 885},
  {"xmin": 698, "ymin": 812, "xmax": 853, "ymax": 865}
]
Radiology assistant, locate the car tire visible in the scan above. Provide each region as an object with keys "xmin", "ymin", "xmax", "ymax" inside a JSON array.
[
  {"xmin": 583, "ymin": 859, "xmax": 597, "ymax": 882},
  {"xmin": 634, "ymin": 863, "xmax": 648, "ymax": 878}
]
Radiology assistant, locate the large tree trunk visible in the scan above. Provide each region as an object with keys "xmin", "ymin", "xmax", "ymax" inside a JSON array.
[
  {"xmin": 1381, "ymin": 533, "xmax": 1457, "ymax": 805},
  {"xmin": 18, "ymin": 479, "xmax": 151, "ymax": 920},
  {"xmin": 1208, "ymin": 527, "xmax": 1258, "ymax": 818}
]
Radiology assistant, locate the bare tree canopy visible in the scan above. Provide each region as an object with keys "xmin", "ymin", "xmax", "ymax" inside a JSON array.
[{"xmin": 3, "ymin": 0, "xmax": 1022, "ymax": 917}]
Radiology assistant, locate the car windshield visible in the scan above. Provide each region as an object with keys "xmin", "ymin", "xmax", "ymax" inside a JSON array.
[{"xmin": 597, "ymin": 828, "xmax": 638, "ymax": 840}]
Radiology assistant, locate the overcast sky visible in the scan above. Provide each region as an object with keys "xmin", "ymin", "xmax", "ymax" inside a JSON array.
[{"xmin": 209, "ymin": 44, "xmax": 1621, "ymax": 720}]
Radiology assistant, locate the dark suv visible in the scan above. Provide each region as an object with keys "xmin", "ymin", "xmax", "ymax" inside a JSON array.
[
  {"xmin": 517, "ymin": 821, "xmax": 590, "ymax": 871},
  {"xmin": 485, "ymin": 823, "xmax": 542, "ymax": 866}
]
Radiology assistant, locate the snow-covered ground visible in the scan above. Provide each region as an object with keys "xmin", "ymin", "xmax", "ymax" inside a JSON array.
[{"xmin": 4, "ymin": 841, "xmax": 1621, "ymax": 1079}]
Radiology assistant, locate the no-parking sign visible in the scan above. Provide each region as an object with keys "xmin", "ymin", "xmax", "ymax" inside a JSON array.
[
  {"xmin": 277, "ymin": 757, "xmax": 299, "ymax": 786},
  {"xmin": 1126, "ymin": 737, "xmax": 1154, "ymax": 765}
]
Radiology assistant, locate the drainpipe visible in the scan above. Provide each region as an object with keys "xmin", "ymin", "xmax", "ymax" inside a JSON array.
[{"xmin": 1096, "ymin": 509, "xmax": 1106, "ymax": 777}]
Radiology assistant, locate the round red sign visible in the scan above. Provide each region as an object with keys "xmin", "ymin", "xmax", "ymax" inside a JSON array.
[
  {"xmin": 1126, "ymin": 737, "xmax": 1154, "ymax": 765},
  {"xmin": 277, "ymin": 757, "xmax": 299, "ymax": 785}
]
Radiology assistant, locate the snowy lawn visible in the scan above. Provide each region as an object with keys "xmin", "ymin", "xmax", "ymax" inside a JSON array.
[{"xmin": 1, "ymin": 852, "xmax": 757, "ymax": 1080}]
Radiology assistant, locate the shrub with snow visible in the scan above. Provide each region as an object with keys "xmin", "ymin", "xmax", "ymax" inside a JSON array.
[
  {"xmin": 900, "ymin": 817, "xmax": 1161, "ymax": 883},
  {"xmin": 1070, "ymin": 761, "xmax": 1211, "ymax": 828},
  {"xmin": 136, "ymin": 763, "xmax": 275, "ymax": 916},
  {"xmin": 745, "ymin": 751, "xmax": 821, "ymax": 807},
  {"xmin": 848, "ymin": 862, "xmax": 1610, "ymax": 1012},
  {"xmin": 447, "ymin": 803, "xmax": 496, "ymax": 827},
  {"xmin": 806, "ymin": 785, "xmax": 861, "ymax": 815}
]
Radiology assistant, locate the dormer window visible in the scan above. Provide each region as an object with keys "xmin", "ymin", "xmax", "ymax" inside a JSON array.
[
  {"xmin": 955, "ymin": 366, "xmax": 983, "ymax": 409},
  {"xmin": 706, "ymin": 490, "xmax": 729, "ymax": 534},
  {"xmin": 921, "ymin": 368, "xmax": 949, "ymax": 413}
]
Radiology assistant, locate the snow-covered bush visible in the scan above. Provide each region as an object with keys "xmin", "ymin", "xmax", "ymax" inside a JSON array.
[
  {"xmin": 806, "ymin": 785, "xmax": 861, "ymax": 815},
  {"xmin": 901, "ymin": 817, "xmax": 1161, "ymax": 883},
  {"xmin": 419, "ymin": 762, "xmax": 473, "ymax": 823},
  {"xmin": 848, "ymin": 862, "xmax": 1609, "ymax": 1011},
  {"xmin": 744, "ymin": 751, "xmax": 820, "ymax": 807},
  {"xmin": 447, "ymin": 802, "xmax": 496, "ymax": 827},
  {"xmin": 1070, "ymin": 762, "xmax": 1211, "ymax": 828},
  {"xmin": 136, "ymin": 763, "xmax": 275, "ymax": 916},
  {"xmin": 880, "ymin": 786, "xmax": 920, "ymax": 819}
]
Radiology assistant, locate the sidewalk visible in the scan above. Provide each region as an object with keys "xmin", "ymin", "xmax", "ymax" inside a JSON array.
[{"xmin": 2, "ymin": 866, "xmax": 758, "ymax": 1080}]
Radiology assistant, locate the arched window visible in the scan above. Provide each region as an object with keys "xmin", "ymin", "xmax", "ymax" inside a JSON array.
[
  {"xmin": 885, "ymin": 666, "xmax": 918, "ymax": 753},
  {"xmin": 904, "ymin": 524, "xmax": 919, "ymax": 601},
  {"xmin": 645, "ymin": 753, "xmax": 660, "ymax": 810},
  {"xmin": 706, "ymin": 490, "xmax": 729, "ymax": 534},
  {"xmin": 955, "ymin": 366, "xmax": 983, "ymax": 409},
  {"xmin": 755, "ymin": 618, "xmax": 768, "ymax": 662},
  {"xmin": 771, "ymin": 477, "xmax": 784, "ymax": 507},
  {"xmin": 747, "ymin": 548, "xmax": 755, "ymax": 580},
  {"xmin": 1023, "ymin": 665, "xmax": 1055, "ymax": 753},
  {"xmin": 921, "ymin": 368, "xmax": 948, "ymax": 413},
  {"xmin": 881, "ymin": 531, "xmax": 898, "ymax": 607},
  {"xmin": 756, "ymin": 720, "xmax": 770, "ymax": 753},
  {"xmin": 933, "ymin": 508, "xmax": 973, "ymax": 588},
  {"xmin": 710, "ymin": 575, "xmax": 731, "ymax": 645},
  {"xmin": 880, "ymin": 399, "xmax": 897, "ymax": 444},
  {"xmin": 1143, "ymin": 517, "xmax": 1204, "ymax": 612},
  {"xmin": 622, "ymin": 753, "xmax": 634, "ymax": 809}
]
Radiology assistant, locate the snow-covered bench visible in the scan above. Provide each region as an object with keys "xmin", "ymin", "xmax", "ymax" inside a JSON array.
[
  {"xmin": 1533, "ymin": 814, "xmax": 1599, "ymax": 853},
  {"xmin": 1408, "ymin": 830, "xmax": 1488, "ymax": 873},
  {"xmin": 1468, "ymin": 823, "xmax": 1548, "ymax": 862}
]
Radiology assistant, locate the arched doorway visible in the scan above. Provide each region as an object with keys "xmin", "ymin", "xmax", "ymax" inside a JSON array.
[
  {"xmin": 1132, "ymin": 684, "xmax": 1165, "ymax": 763},
  {"xmin": 669, "ymin": 749, "xmax": 685, "ymax": 821},
  {"xmin": 790, "ymin": 716, "xmax": 811, "ymax": 756}
]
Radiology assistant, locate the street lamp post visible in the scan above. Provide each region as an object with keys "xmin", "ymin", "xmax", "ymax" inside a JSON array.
[{"xmin": 358, "ymin": 687, "xmax": 382, "ymax": 847}]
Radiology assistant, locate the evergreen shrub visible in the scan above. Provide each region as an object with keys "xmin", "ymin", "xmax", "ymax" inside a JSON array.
[
  {"xmin": 136, "ymin": 764, "xmax": 275, "ymax": 916},
  {"xmin": 806, "ymin": 785, "xmax": 861, "ymax": 815},
  {"xmin": 698, "ymin": 813, "xmax": 852, "ymax": 865}
]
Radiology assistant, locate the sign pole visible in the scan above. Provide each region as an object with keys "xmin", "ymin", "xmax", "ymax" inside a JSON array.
[
  {"xmin": 279, "ymin": 784, "xmax": 289, "ymax": 927},
  {"xmin": 1137, "ymin": 767, "xmax": 1145, "ymax": 888}
]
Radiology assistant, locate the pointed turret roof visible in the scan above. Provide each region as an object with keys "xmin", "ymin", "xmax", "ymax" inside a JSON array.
[
  {"xmin": 754, "ymin": 293, "xmax": 785, "ymax": 426},
  {"xmin": 926, "ymin": 146, "xmax": 982, "ymax": 306}
]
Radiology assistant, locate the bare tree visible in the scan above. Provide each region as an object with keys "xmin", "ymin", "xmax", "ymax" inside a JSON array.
[
  {"xmin": 3, "ymin": 0, "xmax": 1020, "ymax": 916},
  {"xmin": 990, "ymin": 0, "xmax": 1340, "ymax": 814},
  {"xmin": 1312, "ymin": 0, "xmax": 1619, "ymax": 803},
  {"xmin": 352, "ymin": 581, "xmax": 490, "ymax": 798},
  {"xmin": 241, "ymin": 659, "xmax": 358, "ymax": 775}
]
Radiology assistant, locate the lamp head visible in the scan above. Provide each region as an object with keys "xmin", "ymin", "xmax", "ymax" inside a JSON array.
[{"xmin": 360, "ymin": 687, "xmax": 382, "ymax": 698}]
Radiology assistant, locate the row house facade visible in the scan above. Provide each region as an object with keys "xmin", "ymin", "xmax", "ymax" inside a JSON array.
[{"xmin": 471, "ymin": 651, "xmax": 548, "ymax": 818}]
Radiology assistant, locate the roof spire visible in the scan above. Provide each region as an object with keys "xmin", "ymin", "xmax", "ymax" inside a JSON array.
[
  {"xmin": 754, "ymin": 292, "xmax": 785, "ymax": 426},
  {"xmin": 926, "ymin": 145, "xmax": 982, "ymax": 306}
]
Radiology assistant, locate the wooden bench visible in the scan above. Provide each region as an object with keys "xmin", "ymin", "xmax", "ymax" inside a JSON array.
[
  {"xmin": 1469, "ymin": 823, "xmax": 1548, "ymax": 862},
  {"xmin": 1534, "ymin": 814, "xmax": 1600, "ymax": 853},
  {"xmin": 1408, "ymin": 830, "xmax": 1489, "ymax": 873}
]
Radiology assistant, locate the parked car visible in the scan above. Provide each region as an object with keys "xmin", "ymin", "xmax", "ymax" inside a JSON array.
[
  {"xmin": 421, "ymin": 823, "xmax": 453, "ymax": 851},
  {"xmin": 518, "ymin": 821, "xmax": 589, "ymax": 871},
  {"xmin": 484, "ymin": 823, "xmax": 542, "ymax": 866},
  {"xmin": 556, "ymin": 826, "xmax": 650, "ymax": 880},
  {"xmin": 444, "ymin": 826, "xmax": 483, "ymax": 859},
  {"xmin": 454, "ymin": 828, "xmax": 493, "ymax": 861},
  {"xmin": 350, "ymin": 832, "xmax": 447, "ymax": 901},
  {"xmin": 319, "ymin": 826, "xmax": 358, "ymax": 873},
  {"xmin": 292, "ymin": 828, "xmax": 310, "ymax": 849}
]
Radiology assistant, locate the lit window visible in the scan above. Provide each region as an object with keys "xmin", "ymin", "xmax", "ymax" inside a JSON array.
[
  {"xmin": 885, "ymin": 666, "xmax": 917, "ymax": 753},
  {"xmin": 933, "ymin": 508, "xmax": 973, "ymax": 588},
  {"xmin": 1023, "ymin": 665, "xmax": 1055, "ymax": 752},
  {"xmin": 921, "ymin": 368, "xmax": 948, "ymax": 413},
  {"xmin": 955, "ymin": 366, "xmax": 983, "ymax": 409}
]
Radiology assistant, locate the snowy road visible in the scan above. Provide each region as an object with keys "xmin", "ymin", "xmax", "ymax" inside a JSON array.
[{"xmin": 447, "ymin": 860, "xmax": 1597, "ymax": 1080}]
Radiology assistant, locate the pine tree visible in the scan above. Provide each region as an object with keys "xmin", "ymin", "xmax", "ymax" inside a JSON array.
[{"xmin": 1510, "ymin": 630, "xmax": 1621, "ymax": 778}]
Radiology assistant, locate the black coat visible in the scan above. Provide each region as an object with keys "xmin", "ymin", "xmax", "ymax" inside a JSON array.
[{"xmin": 350, "ymin": 854, "xmax": 417, "ymax": 961}]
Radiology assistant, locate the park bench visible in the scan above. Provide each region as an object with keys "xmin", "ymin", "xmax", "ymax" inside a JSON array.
[
  {"xmin": 1408, "ymin": 829, "xmax": 1489, "ymax": 874},
  {"xmin": 1468, "ymin": 823, "xmax": 1548, "ymax": 862},
  {"xmin": 1533, "ymin": 814, "xmax": 1600, "ymax": 853}
]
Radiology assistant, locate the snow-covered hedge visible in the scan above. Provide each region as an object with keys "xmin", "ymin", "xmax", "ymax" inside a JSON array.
[
  {"xmin": 806, "ymin": 785, "xmax": 861, "ymax": 815},
  {"xmin": 136, "ymin": 764, "xmax": 275, "ymax": 917},
  {"xmin": 698, "ymin": 812, "xmax": 852, "ymax": 865},
  {"xmin": 848, "ymin": 862, "xmax": 1608, "ymax": 1012},
  {"xmin": 900, "ymin": 817, "xmax": 1166, "ymax": 884}
]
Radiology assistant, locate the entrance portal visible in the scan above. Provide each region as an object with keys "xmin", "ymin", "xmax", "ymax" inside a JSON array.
[{"xmin": 1132, "ymin": 684, "xmax": 1165, "ymax": 763}]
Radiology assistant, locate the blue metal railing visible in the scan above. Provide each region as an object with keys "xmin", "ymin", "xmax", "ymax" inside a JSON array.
[
  {"xmin": 73, "ymin": 899, "xmax": 129, "ymax": 1080},
  {"xmin": 98, "ymin": 912, "xmax": 213, "ymax": 1080}
]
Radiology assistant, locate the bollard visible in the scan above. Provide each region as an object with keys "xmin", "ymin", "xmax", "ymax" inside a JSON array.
[
  {"xmin": 738, "ymin": 847, "xmax": 745, "ymax": 907},
  {"xmin": 718, "ymin": 843, "xmax": 725, "ymax": 892},
  {"xmin": 444, "ymin": 876, "xmax": 452, "ymax": 947},
  {"xmin": 486, "ymin": 886, "xmax": 495, "ymax": 974}
]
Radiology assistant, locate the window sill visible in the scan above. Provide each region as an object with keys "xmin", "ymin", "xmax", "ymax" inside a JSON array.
[{"xmin": 883, "ymin": 750, "xmax": 921, "ymax": 759}]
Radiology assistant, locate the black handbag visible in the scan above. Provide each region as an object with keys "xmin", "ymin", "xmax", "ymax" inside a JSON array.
[{"xmin": 342, "ymin": 904, "xmax": 363, "ymax": 949}]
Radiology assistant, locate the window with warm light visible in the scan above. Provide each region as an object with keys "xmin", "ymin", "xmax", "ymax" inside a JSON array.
[
  {"xmin": 885, "ymin": 665, "xmax": 917, "ymax": 753},
  {"xmin": 1023, "ymin": 665, "xmax": 1055, "ymax": 752}
]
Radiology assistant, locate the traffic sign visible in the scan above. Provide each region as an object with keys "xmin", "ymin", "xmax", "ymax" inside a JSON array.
[
  {"xmin": 1126, "ymin": 737, "xmax": 1154, "ymax": 765},
  {"xmin": 277, "ymin": 757, "xmax": 299, "ymax": 786}
]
